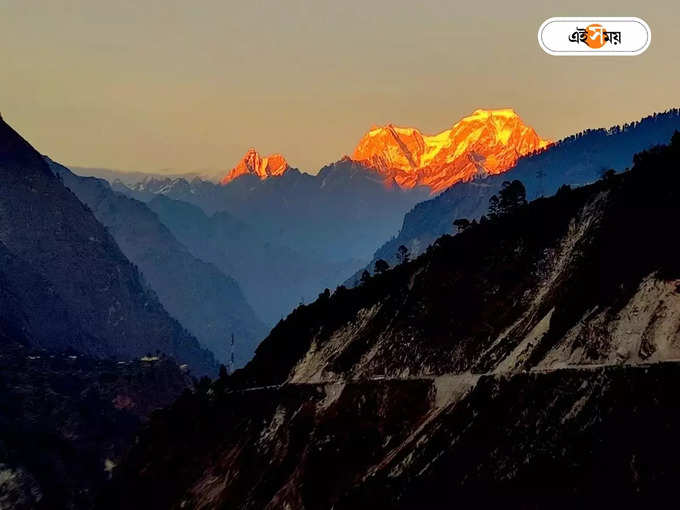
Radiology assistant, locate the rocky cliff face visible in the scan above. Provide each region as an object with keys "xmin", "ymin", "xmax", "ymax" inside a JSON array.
[
  {"xmin": 105, "ymin": 365, "xmax": 680, "ymax": 509},
  {"xmin": 0, "ymin": 118, "xmax": 215, "ymax": 374},
  {"xmin": 105, "ymin": 136, "xmax": 680, "ymax": 507}
]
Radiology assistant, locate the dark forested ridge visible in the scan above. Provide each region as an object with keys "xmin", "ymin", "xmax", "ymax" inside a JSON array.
[
  {"xmin": 104, "ymin": 135, "xmax": 680, "ymax": 508},
  {"xmin": 0, "ymin": 339, "xmax": 190, "ymax": 510}
]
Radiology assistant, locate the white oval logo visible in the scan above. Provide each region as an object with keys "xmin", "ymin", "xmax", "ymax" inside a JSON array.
[{"xmin": 538, "ymin": 17, "xmax": 651, "ymax": 56}]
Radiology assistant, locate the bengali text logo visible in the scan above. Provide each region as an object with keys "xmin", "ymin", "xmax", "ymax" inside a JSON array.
[
  {"xmin": 538, "ymin": 18, "xmax": 650, "ymax": 56},
  {"xmin": 568, "ymin": 24, "xmax": 621, "ymax": 48}
]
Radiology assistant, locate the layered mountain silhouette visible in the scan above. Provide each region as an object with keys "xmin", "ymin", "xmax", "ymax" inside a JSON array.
[
  {"xmin": 79, "ymin": 109, "xmax": 680, "ymax": 340},
  {"xmin": 105, "ymin": 135, "xmax": 680, "ymax": 508},
  {"xmin": 49, "ymin": 160, "xmax": 267, "ymax": 366},
  {"xmin": 103, "ymin": 109, "xmax": 549, "ymax": 324},
  {"xmin": 145, "ymin": 194, "xmax": 360, "ymax": 326},
  {"xmin": 116, "ymin": 160, "xmax": 428, "ymax": 260},
  {"xmin": 0, "ymin": 117, "xmax": 216, "ymax": 374},
  {"xmin": 114, "ymin": 161, "xmax": 430, "ymax": 324}
]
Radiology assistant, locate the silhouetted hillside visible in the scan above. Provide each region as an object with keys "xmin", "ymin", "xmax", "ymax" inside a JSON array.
[
  {"xmin": 105, "ymin": 134, "xmax": 680, "ymax": 508},
  {"xmin": 0, "ymin": 118, "xmax": 215, "ymax": 374}
]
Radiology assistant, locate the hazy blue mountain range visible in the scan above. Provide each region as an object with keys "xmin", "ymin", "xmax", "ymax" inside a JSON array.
[
  {"xmin": 110, "ymin": 159, "xmax": 430, "ymax": 324},
  {"xmin": 0, "ymin": 117, "xmax": 216, "ymax": 375},
  {"xmin": 145, "ymin": 195, "xmax": 360, "ymax": 325},
  {"xmin": 49, "ymin": 160, "xmax": 267, "ymax": 366},
  {"xmin": 71, "ymin": 166, "xmax": 220, "ymax": 186},
  {"xmin": 115, "ymin": 160, "xmax": 430, "ymax": 261}
]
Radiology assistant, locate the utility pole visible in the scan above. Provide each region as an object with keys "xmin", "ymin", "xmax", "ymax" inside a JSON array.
[
  {"xmin": 536, "ymin": 169, "xmax": 546, "ymax": 198},
  {"xmin": 228, "ymin": 333, "xmax": 235, "ymax": 375}
]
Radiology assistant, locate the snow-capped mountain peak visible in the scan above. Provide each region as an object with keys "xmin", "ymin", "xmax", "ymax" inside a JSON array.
[
  {"xmin": 220, "ymin": 148, "xmax": 289, "ymax": 185},
  {"xmin": 351, "ymin": 108, "xmax": 550, "ymax": 193}
]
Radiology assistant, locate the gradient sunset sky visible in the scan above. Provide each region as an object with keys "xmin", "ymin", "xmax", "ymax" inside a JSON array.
[{"xmin": 1, "ymin": 0, "xmax": 678, "ymax": 175}]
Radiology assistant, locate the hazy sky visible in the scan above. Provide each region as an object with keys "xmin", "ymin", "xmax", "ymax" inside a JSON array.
[{"xmin": 1, "ymin": 0, "xmax": 679, "ymax": 175}]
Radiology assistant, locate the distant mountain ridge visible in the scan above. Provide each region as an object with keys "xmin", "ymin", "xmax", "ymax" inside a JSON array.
[
  {"xmin": 102, "ymin": 109, "xmax": 680, "ymax": 323},
  {"xmin": 72, "ymin": 166, "xmax": 213, "ymax": 186},
  {"xmin": 117, "ymin": 159, "xmax": 430, "ymax": 261},
  {"xmin": 113, "ymin": 161, "xmax": 430, "ymax": 323}
]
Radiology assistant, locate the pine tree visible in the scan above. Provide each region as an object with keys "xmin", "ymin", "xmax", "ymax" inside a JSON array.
[
  {"xmin": 488, "ymin": 180, "xmax": 527, "ymax": 219},
  {"xmin": 453, "ymin": 218, "xmax": 471, "ymax": 233},
  {"xmin": 374, "ymin": 259, "xmax": 389, "ymax": 274},
  {"xmin": 396, "ymin": 245, "xmax": 410, "ymax": 264}
]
